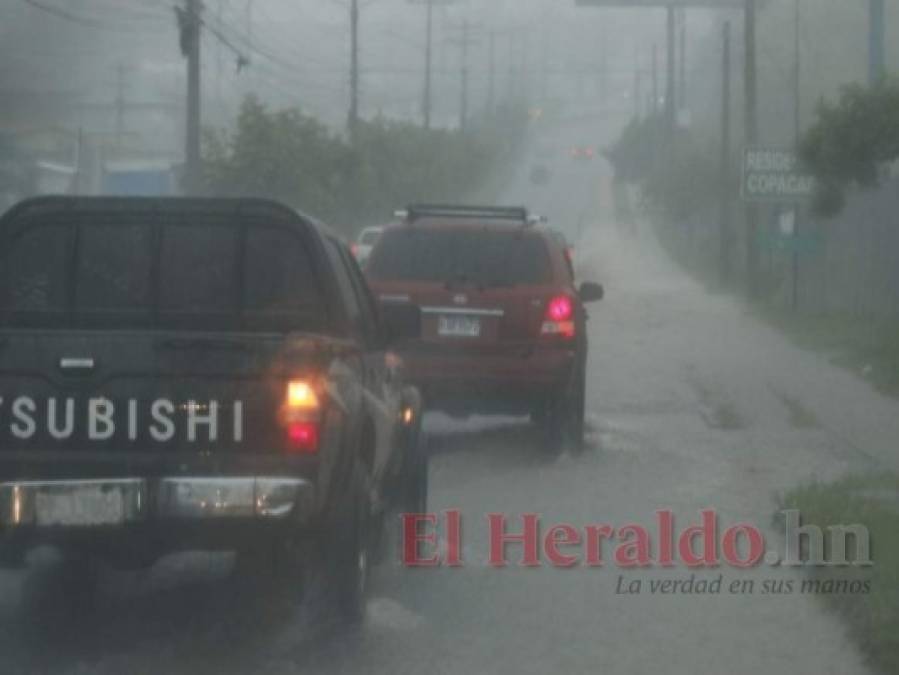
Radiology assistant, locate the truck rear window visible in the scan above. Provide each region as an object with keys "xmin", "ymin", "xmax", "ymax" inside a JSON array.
[
  {"xmin": 1, "ymin": 217, "xmax": 327, "ymax": 331},
  {"xmin": 159, "ymin": 224, "xmax": 238, "ymax": 314},
  {"xmin": 5, "ymin": 222, "xmax": 69, "ymax": 312},
  {"xmin": 76, "ymin": 223, "xmax": 154, "ymax": 311},
  {"xmin": 367, "ymin": 227, "xmax": 552, "ymax": 286}
]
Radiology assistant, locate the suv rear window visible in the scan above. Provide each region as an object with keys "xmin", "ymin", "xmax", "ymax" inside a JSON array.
[
  {"xmin": 367, "ymin": 227, "xmax": 552, "ymax": 286},
  {"xmin": 1, "ymin": 216, "xmax": 327, "ymax": 331}
]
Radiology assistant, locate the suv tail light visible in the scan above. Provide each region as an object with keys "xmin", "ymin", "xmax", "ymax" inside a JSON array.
[
  {"xmin": 281, "ymin": 380, "xmax": 321, "ymax": 453},
  {"xmin": 541, "ymin": 295, "xmax": 576, "ymax": 339}
]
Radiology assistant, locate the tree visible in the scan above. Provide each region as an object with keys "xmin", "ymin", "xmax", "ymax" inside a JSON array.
[
  {"xmin": 203, "ymin": 96, "xmax": 528, "ymax": 231},
  {"xmin": 604, "ymin": 114, "xmax": 719, "ymax": 221},
  {"xmin": 799, "ymin": 78, "xmax": 899, "ymax": 216}
]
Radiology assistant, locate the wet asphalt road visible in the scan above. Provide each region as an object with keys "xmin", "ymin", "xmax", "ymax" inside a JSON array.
[{"xmin": 0, "ymin": 123, "xmax": 890, "ymax": 674}]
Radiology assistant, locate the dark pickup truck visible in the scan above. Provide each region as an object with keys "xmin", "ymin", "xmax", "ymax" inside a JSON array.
[{"xmin": 0, "ymin": 197, "xmax": 426, "ymax": 622}]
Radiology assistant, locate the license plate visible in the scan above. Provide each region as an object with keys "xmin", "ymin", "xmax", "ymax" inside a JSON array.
[
  {"xmin": 438, "ymin": 315, "xmax": 481, "ymax": 337},
  {"xmin": 36, "ymin": 486, "xmax": 126, "ymax": 527}
]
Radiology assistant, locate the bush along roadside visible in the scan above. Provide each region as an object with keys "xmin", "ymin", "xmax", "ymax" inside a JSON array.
[
  {"xmin": 201, "ymin": 95, "xmax": 529, "ymax": 233},
  {"xmin": 758, "ymin": 309, "xmax": 899, "ymax": 399},
  {"xmin": 781, "ymin": 474, "xmax": 899, "ymax": 675}
]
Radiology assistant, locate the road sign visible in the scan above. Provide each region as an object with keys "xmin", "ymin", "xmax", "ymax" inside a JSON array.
[
  {"xmin": 758, "ymin": 230, "xmax": 821, "ymax": 255},
  {"xmin": 742, "ymin": 147, "xmax": 815, "ymax": 202}
]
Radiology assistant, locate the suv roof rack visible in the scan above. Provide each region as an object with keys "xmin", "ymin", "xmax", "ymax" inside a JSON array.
[{"xmin": 400, "ymin": 204, "xmax": 529, "ymax": 223}]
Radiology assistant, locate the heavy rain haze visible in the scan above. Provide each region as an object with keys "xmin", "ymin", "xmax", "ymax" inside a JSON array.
[{"xmin": 0, "ymin": 1, "xmax": 898, "ymax": 675}]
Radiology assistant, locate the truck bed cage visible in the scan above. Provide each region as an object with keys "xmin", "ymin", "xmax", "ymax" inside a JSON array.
[{"xmin": 402, "ymin": 204, "xmax": 529, "ymax": 223}]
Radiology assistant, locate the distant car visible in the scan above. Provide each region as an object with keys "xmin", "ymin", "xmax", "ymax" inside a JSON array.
[
  {"xmin": 352, "ymin": 226, "xmax": 384, "ymax": 267},
  {"xmin": 569, "ymin": 145, "xmax": 596, "ymax": 161},
  {"xmin": 366, "ymin": 204, "xmax": 604, "ymax": 454}
]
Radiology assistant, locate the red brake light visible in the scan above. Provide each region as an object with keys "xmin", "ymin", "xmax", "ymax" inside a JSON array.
[
  {"xmin": 287, "ymin": 421, "xmax": 319, "ymax": 453},
  {"xmin": 546, "ymin": 295, "xmax": 573, "ymax": 322},
  {"xmin": 542, "ymin": 295, "xmax": 576, "ymax": 339},
  {"xmin": 351, "ymin": 243, "xmax": 359, "ymax": 257}
]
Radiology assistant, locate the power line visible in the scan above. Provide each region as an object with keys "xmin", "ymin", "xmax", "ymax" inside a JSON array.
[
  {"xmin": 20, "ymin": 0, "xmax": 117, "ymax": 27},
  {"xmin": 19, "ymin": 0, "xmax": 168, "ymax": 31}
]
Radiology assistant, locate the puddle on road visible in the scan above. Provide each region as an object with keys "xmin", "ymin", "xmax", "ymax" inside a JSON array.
[
  {"xmin": 685, "ymin": 368, "xmax": 746, "ymax": 431},
  {"xmin": 770, "ymin": 387, "xmax": 822, "ymax": 430}
]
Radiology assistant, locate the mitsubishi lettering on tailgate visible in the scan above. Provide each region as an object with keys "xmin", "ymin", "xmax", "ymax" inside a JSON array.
[{"xmin": 0, "ymin": 197, "xmax": 426, "ymax": 624}]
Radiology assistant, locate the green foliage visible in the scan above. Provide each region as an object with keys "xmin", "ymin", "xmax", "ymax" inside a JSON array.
[
  {"xmin": 782, "ymin": 474, "xmax": 899, "ymax": 675},
  {"xmin": 604, "ymin": 114, "xmax": 720, "ymax": 221},
  {"xmin": 799, "ymin": 78, "xmax": 899, "ymax": 216},
  {"xmin": 202, "ymin": 96, "xmax": 528, "ymax": 232}
]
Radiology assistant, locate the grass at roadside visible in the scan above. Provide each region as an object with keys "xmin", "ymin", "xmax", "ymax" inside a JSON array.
[
  {"xmin": 782, "ymin": 474, "xmax": 899, "ymax": 674},
  {"xmin": 760, "ymin": 310, "xmax": 899, "ymax": 398}
]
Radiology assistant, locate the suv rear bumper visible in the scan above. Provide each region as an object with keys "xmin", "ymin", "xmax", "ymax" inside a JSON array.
[
  {"xmin": 0, "ymin": 476, "xmax": 315, "ymax": 529},
  {"xmin": 400, "ymin": 346, "xmax": 579, "ymax": 414}
]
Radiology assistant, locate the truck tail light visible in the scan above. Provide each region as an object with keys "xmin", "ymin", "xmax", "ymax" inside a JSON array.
[
  {"xmin": 287, "ymin": 381, "xmax": 319, "ymax": 409},
  {"xmin": 541, "ymin": 295, "xmax": 576, "ymax": 339},
  {"xmin": 281, "ymin": 380, "xmax": 321, "ymax": 453},
  {"xmin": 287, "ymin": 421, "xmax": 319, "ymax": 453}
]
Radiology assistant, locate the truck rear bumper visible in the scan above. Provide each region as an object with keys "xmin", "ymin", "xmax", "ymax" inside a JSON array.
[{"xmin": 0, "ymin": 476, "xmax": 315, "ymax": 530}]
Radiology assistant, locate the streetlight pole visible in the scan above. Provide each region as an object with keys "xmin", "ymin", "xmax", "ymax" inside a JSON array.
[
  {"xmin": 869, "ymin": 0, "xmax": 885, "ymax": 84},
  {"xmin": 666, "ymin": 5, "xmax": 676, "ymax": 132},
  {"xmin": 177, "ymin": 0, "xmax": 202, "ymax": 195},
  {"xmin": 349, "ymin": 0, "xmax": 360, "ymax": 140},
  {"xmin": 424, "ymin": 0, "xmax": 434, "ymax": 128},
  {"xmin": 719, "ymin": 21, "xmax": 732, "ymax": 285},
  {"xmin": 744, "ymin": 0, "xmax": 760, "ymax": 298}
]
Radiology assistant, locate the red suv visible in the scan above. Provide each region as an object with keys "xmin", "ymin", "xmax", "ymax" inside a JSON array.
[{"xmin": 366, "ymin": 205, "xmax": 603, "ymax": 453}]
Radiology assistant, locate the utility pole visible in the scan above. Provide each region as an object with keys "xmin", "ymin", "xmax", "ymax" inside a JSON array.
[
  {"xmin": 791, "ymin": 0, "xmax": 801, "ymax": 310},
  {"xmin": 177, "ymin": 0, "xmax": 202, "ymax": 194},
  {"xmin": 216, "ymin": 0, "xmax": 224, "ymax": 114},
  {"xmin": 115, "ymin": 62, "xmax": 126, "ymax": 144},
  {"xmin": 508, "ymin": 38, "xmax": 518, "ymax": 102},
  {"xmin": 447, "ymin": 19, "xmax": 479, "ymax": 131},
  {"xmin": 424, "ymin": 0, "xmax": 434, "ymax": 128},
  {"xmin": 519, "ymin": 32, "xmax": 531, "ymax": 101},
  {"xmin": 744, "ymin": 0, "xmax": 760, "ymax": 298},
  {"xmin": 719, "ymin": 20, "xmax": 732, "ymax": 285},
  {"xmin": 349, "ymin": 0, "xmax": 360, "ymax": 140},
  {"xmin": 652, "ymin": 43, "xmax": 659, "ymax": 116},
  {"xmin": 794, "ymin": 0, "xmax": 801, "ymax": 138},
  {"xmin": 542, "ymin": 17, "xmax": 550, "ymax": 102},
  {"xmin": 246, "ymin": 0, "xmax": 254, "ymax": 52},
  {"xmin": 666, "ymin": 5, "xmax": 676, "ymax": 133},
  {"xmin": 460, "ymin": 19, "xmax": 469, "ymax": 131},
  {"xmin": 869, "ymin": 0, "xmax": 885, "ymax": 84},
  {"xmin": 487, "ymin": 31, "xmax": 496, "ymax": 114},
  {"xmin": 678, "ymin": 8, "xmax": 687, "ymax": 110},
  {"xmin": 634, "ymin": 55, "xmax": 643, "ymax": 119},
  {"xmin": 599, "ymin": 25, "xmax": 608, "ymax": 103}
]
